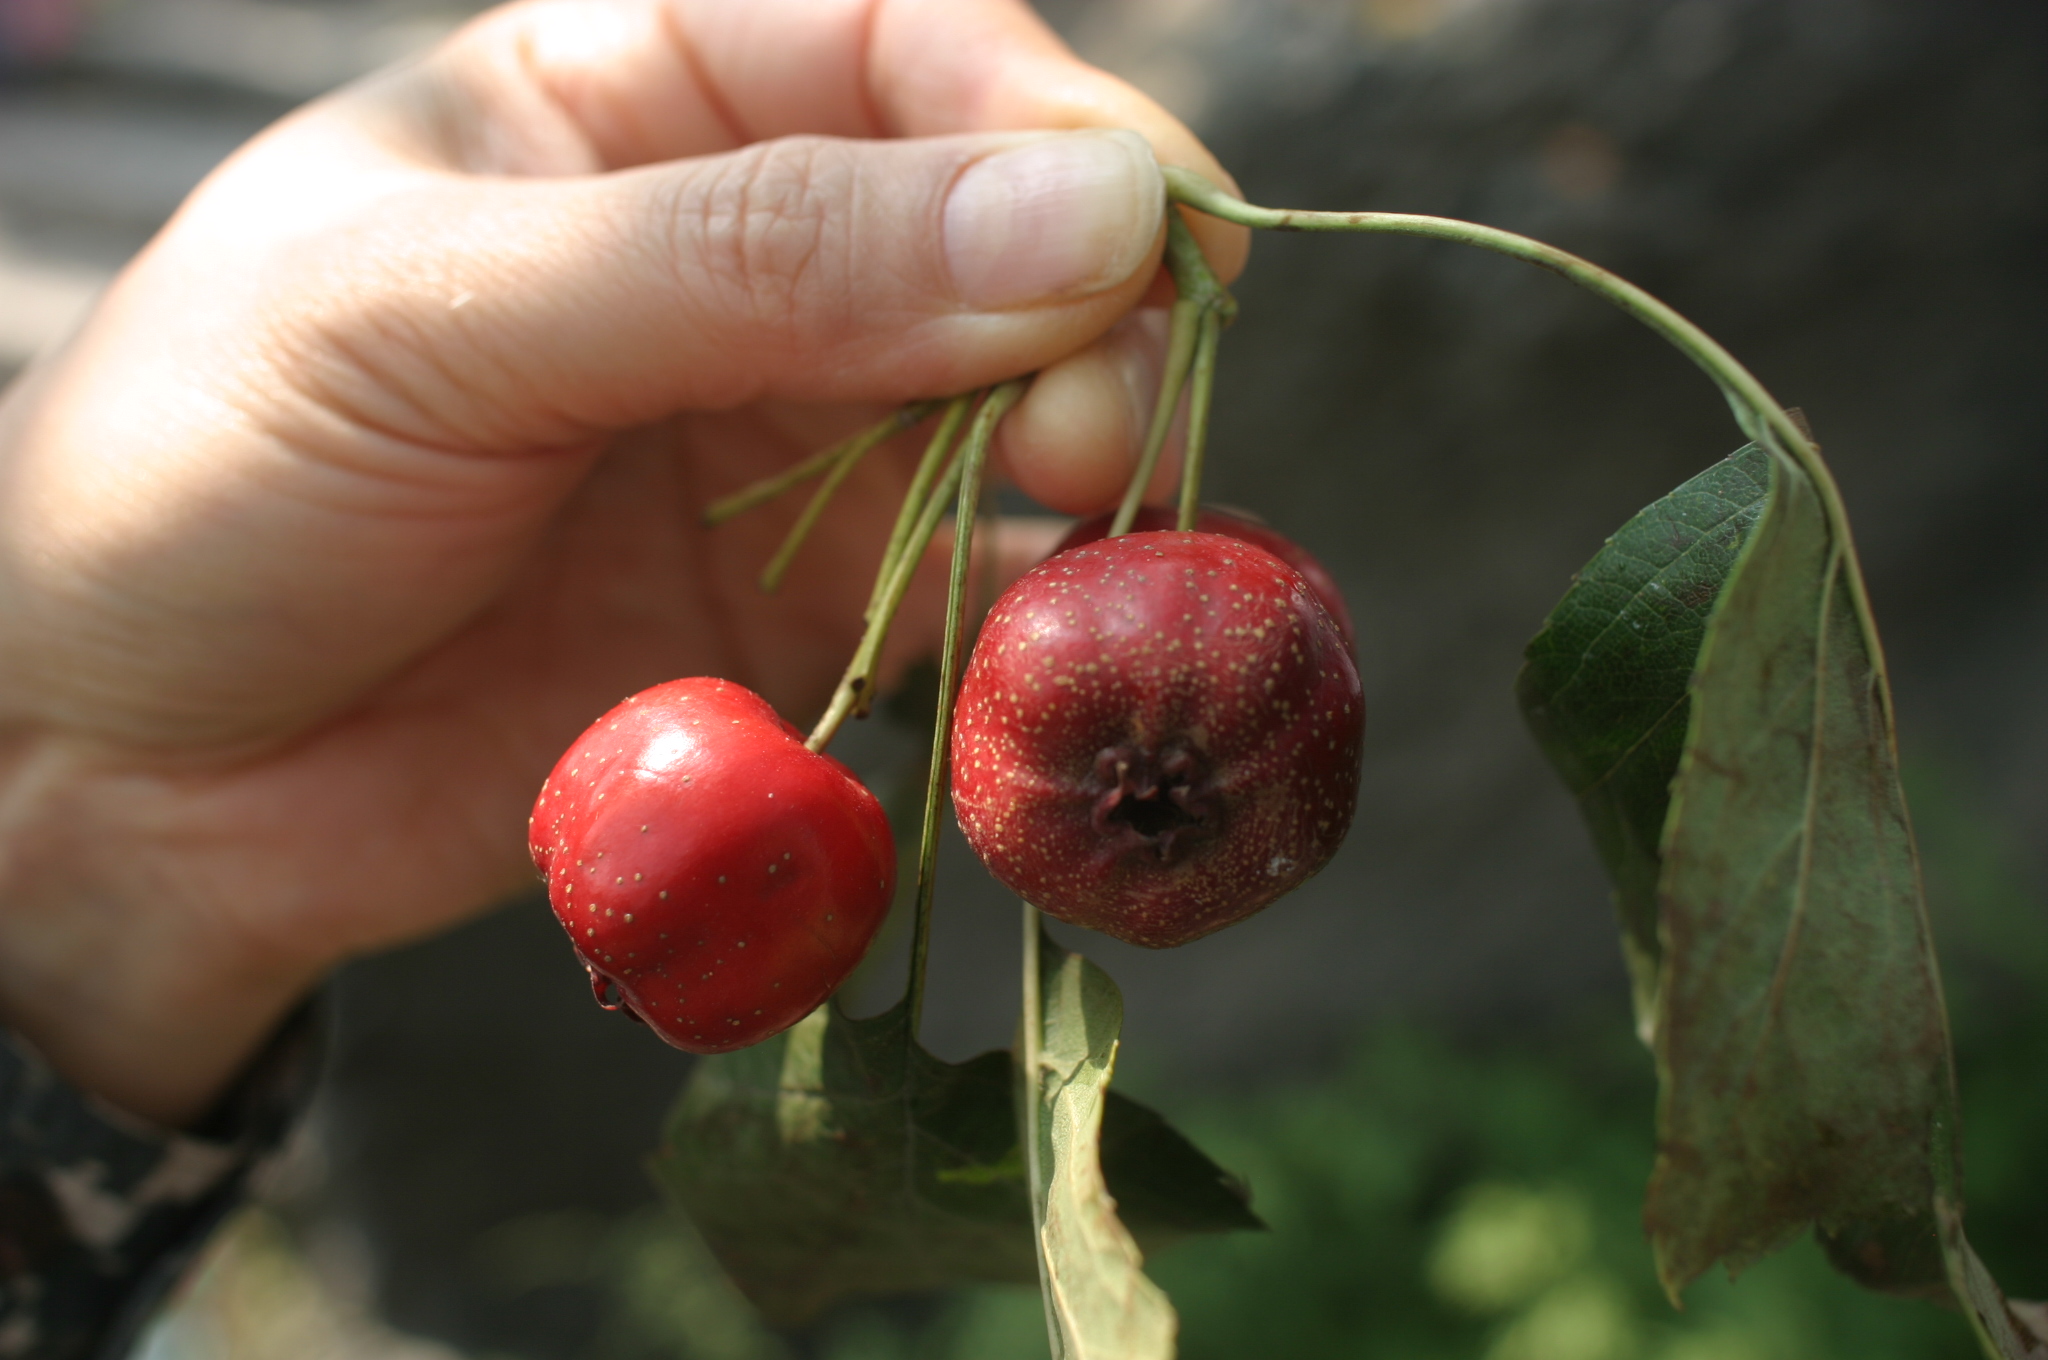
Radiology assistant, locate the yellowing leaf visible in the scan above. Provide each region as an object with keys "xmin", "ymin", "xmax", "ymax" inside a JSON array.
[
  {"xmin": 1524, "ymin": 434, "xmax": 2048, "ymax": 1358},
  {"xmin": 1024, "ymin": 928, "xmax": 1177, "ymax": 1360},
  {"xmin": 1647, "ymin": 443, "xmax": 1953, "ymax": 1296}
]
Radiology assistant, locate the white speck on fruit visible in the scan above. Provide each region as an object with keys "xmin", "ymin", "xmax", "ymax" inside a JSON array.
[
  {"xmin": 634, "ymin": 873, "xmax": 643, "ymax": 882},
  {"xmin": 768, "ymin": 864, "xmax": 778, "ymax": 874},
  {"xmin": 659, "ymin": 890, "xmax": 669, "ymax": 899},
  {"xmin": 625, "ymin": 914, "xmax": 634, "ymax": 923},
  {"xmin": 717, "ymin": 875, "xmax": 727, "ymax": 885}
]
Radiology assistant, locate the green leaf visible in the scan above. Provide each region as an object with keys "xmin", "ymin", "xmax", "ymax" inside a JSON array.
[
  {"xmin": 1523, "ymin": 435, "xmax": 2048, "ymax": 1357},
  {"xmin": 1024, "ymin": 928, "xmax": 1177, "ymax": 1360},
  {"xmin": 1097, "ymin": 1083, "xmax": 1263, "ymax": 1243},
  {"xmin": 653, "ymin": 1002, "xmax": 1027, "ymax": 1325},
  {"xmin": 1518, "ymin": 443, "xmax": 1773, "ymax": 1036},
  {"xmin": 652, "ymin": 996, "xmax": 1255, "ymax": 1327},
  {"xmin": 1645, "ymin": 442, "xmax": 1956, "ymax": 1297}
]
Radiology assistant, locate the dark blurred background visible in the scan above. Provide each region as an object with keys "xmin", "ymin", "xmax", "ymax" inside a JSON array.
[{"xmin": 4, "ymin": 1, "xmax": 2045, "ymax": 1357}]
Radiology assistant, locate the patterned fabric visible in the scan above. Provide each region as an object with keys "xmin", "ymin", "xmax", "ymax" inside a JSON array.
[{"xmin": 0, "ymin": 1004, "xmax": 320, "ymax": 1360}]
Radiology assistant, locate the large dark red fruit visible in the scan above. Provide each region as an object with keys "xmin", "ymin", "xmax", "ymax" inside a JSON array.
[
  {"xmin": 951, "ymin": 531, "xmax": 1363, "ymax": 947},
  {"xmin": 1057, "ymin": 506, "xmax": 1355, "ymax": 648},
  {"xmin": 529, "ymin": 677, "xmax": 894, "ymax": 1053}
]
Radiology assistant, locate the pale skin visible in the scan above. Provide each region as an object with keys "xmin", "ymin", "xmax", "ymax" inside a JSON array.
[{"xmin": 0, "ymin": 0, "xmax": 1245, "ymax": 1128}]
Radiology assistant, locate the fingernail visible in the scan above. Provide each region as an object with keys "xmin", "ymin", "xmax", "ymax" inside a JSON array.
[{"xmin": 944, "ymin": 131, "xmax": 1164, "ymax": 310}]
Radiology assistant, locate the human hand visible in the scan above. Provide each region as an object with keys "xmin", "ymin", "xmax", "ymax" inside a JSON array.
[{"xmin": 0, "ymin": 0, "xmax": 1244, "ymax": 1126}]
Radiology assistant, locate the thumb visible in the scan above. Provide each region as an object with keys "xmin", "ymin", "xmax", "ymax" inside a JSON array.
[{"xmin": 307, "ymin": 129, "xmax": 1167, "ymax": 449}]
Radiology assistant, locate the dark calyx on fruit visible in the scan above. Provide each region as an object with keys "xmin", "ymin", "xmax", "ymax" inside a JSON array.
[
  {"xmin": 951, "ymin": 530, "xmax": 1364, "ymax": 948},
  {"xmin": 1090, "ymin": 742, "xmax": 1219, "ymax": 859}
]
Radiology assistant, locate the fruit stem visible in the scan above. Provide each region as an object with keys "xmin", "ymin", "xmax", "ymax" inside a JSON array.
[
  {"xmin": 1109, "ymin": 213, "xmax": 1236, "ymax": 538},
  {"xmin": 703, "ymin": 401, "xmax": 934, "ymax": 528},
  {"xmin": 806, "ymin": 422, "xmax": 969, "ymax": 751},
  {"xmin": 759, "ymin": 432, "xmax": 877, "ymax": 595},
  {"xmin": 1019, "ymin": 904, "xmax": 1056, "ymax": 1336},
  {"xmin": 1111, "ymin": 293, "xmax": 1198, "ymax": 538},
  {"xmin": 904, "ymin": 379, "xmax": 1029, "ymax": 1037},
  {"xmin": 867, "ymin": 396, "xmax": 973, "ymax": 623},
  {"xmin": 1176, "ymin": 307, "xmax": 1223, "ymax": 533},
  {"xmin": 1161, "ymin": 167, "xmax": 1887, "ymax": 688}
]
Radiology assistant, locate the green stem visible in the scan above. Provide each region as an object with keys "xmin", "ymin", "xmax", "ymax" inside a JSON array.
[
  {"xmin": 1020, "ymin": 902, "xmax": 1054, "ymax": 1341},
  {"xmin": 806, "ymin": 428, "xmax": 970, "ymax": 752},
  {"xmin": 1162, "ymin": 166, "xmax": 1890, "ymax": 696},
  {"xmin": 1110, "ymin": 212, "xmax": 1236, "ymax": 538},
  {"xmin": 868, "ymin": 397, "xmax": 973, "ymax": 621},
  {"xmin": 759, "ymin": 432, "xmax": 873, "ymax": 594},
  {"xmin": 1111, "ymin": 296, "xmax": 1199, "ymax": 538},
  {"xmin": 1176, "ymin": 308, "xmax": 1223, "ymax": 532},
  {"xmin": 703, "ymin": 402, "xmax": 933, "ymax": 527},
  {"xmin": 903, "ymin": 380, "xmax": 1029, "ymax": 1037},
  {"xmin": 1166, "ymin": 202, "xmax": 1239, "ymax": 322}
]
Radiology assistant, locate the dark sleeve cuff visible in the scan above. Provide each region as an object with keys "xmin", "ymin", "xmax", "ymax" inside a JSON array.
[{"xmin": 0, "ymin": 998, "xmax": 324, "ymax": 1360}]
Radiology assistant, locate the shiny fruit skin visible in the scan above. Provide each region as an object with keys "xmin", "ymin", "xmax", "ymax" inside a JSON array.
[
  {"xmin": 951, "ymin": 531, "xmax": 1363, "ymax": 947},
  {"xmin": 529, "ymin": 677, "xmax": 894, "ymax": 1053},
  {"xmin": 1056, "ymin": 506, "xmax": 1356, "ymax": 648}
]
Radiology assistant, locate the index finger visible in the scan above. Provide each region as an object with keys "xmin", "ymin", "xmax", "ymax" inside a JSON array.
[{"xmin": 408, "ymin": 0, "xmax": 1248, "ymax": 280}]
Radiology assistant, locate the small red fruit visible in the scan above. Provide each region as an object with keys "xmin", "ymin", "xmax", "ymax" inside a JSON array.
[
  {"xmin": 1057, "ymin": 506, "xmax": 1356, "ymax": 648},
  {"xmin": 951, "ymin": 531, "xmax": 1363, "ymax": 947},
  {"xmin": 529, "ymin": 677, "xmax": 894, "ymax": 1053}
]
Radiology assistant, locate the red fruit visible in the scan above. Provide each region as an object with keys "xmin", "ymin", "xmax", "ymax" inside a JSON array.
[
  {"xmin": 1057, "ymin": 506, "xmax": 1356, "ymax": 648},
  {"xmin": 529, "ymin": 677, "xmax": 894, "ymax": 1053},
  {"xmin": 951, "ymin": 531, "xmax": 1364, "ymax": 947}
]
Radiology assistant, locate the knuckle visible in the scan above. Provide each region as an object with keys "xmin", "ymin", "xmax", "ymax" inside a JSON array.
[{"xmin": 665, "ymin": 138, "xmax": 856, "ymax": 345}]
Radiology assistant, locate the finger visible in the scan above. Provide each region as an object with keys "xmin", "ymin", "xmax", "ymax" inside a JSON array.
[
  {"xmin": 386, "ymin": 0, "xmax": 1247, "ymax": 281},
  {"xmin": 268, "ymin": 130, "xmax": 1168, "ymax": 448},
  {"xmin": 868, "ymin": 0, "xmax": 1248, "ymax": 281},
  {"xmin": 995, "ymin": 308, "xmax": 1180, "ymax": 515}
]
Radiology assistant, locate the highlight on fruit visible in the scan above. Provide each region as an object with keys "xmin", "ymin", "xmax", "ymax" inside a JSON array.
[{"xmin": 528, "ymin": 676, "xmax": 894, "ymax": 1054}]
